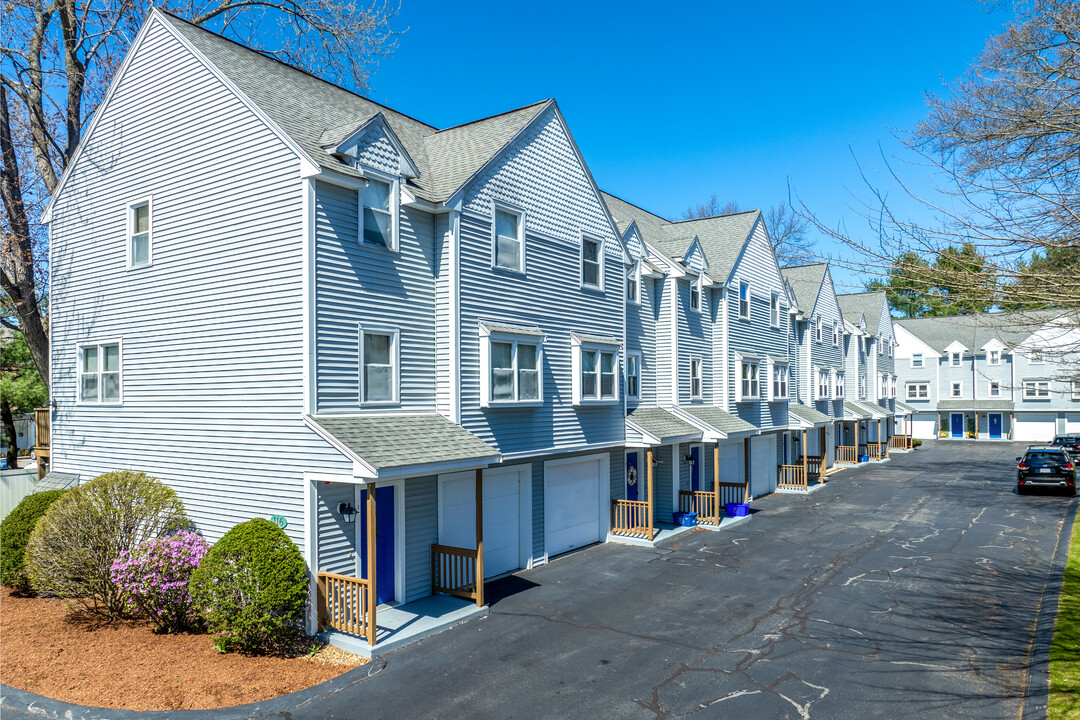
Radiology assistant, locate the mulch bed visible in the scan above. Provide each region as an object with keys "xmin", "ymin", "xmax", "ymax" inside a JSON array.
[{"xmin": 0, "ymin": 588, "xmax": 365, "ymax": 711}]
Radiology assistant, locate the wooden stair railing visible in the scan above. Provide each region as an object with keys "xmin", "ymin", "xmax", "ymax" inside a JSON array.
[
  {"xmin": 317, "ymin": 572, "xmax": 370, "ymax": 637},
  {"xmin": 431, "ymin": 544, "xmax": 482, "ymax": 604},
  {"xmin": 778, "ymin": 465, "xmax": 807, "ymax": 491},
  {"xmin": 611, "ymin": 499, "xmax": 652, "ymax": 538},
  {"xmin": 679, "ymin": 490, "xmax": 719, "ymax": 526}
]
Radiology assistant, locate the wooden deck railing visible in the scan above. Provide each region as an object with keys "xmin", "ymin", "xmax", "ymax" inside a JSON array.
[
  {"xmin": 867, "ymin": 442, "xmax": 885, "ymax": 461},
  {"xmin": 802, "ymin": 455, "xmax": 823, "ymax": 482},
  {"xmin": 679, "ymin": 491, "xmax": 719, "ymax": 526},
  {"xmin": 778, "ymin": 465, "xmax": 807, "ymax": 491},
  {"xmin": 611, "ymin": 499, "xmax": 652, "ymax": 538},
  {"xmin": 33, "ymin": 407, "xmax": 50, "ymax": 481},
  {"xmin": 431, "ymin": 544, "xmax": 481, "ymax": 603},
  {"xmin": 718, "ymin": 481, "xmax": 749, "ymax": 506},
  {"xmin": 836, "ymin": 445, "xmax": 857, "ymax": 464},
  {"xmin": 888, "ymin": 435, "xmax": 913, "ymax": 451},
  {"xmin": 317, "ymin": 571, "xmax": 370, "ymax": 636}
]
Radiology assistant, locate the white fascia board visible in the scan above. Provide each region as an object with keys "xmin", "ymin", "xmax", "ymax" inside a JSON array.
[
  {"xmin": 944, "ymin": 340, "xmax": 969, "ymax": 353},
  {"xmin": 625, "ymin": 420, "xmax": 663, "ymax": 446},
  {"xmin": 302, "ymin": 415, "xmax": 378, "ymax": 477},
  {"xmin": 360, "ymin": 454, "xmax": 502, "ymax": 481},
  {"xmin": 644, "ymin": 242, "xmax": 687, "ymax": 277},
  {"xmin": 668, "ymin": 407, "xmax": 728, "ymax": 442}
]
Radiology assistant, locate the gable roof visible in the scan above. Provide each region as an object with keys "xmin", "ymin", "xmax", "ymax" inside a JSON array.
[
  {"xmin": 780, "ymin": 263, "xmax": 828, "ymax": 315},
  {"xmin": 626, "ymin": 407, "xmax": 703, "ymax": 444},
  {"xmin": 837, "ymin": 292, "xmax": 888, "ymax": 335},
  {"xmin": 600, "ymin": 191, "xmax": 760, "ymax": 281},
  {"xmin": 895, "ymin": 310, "xmax": 1064, "ymax": 354}
]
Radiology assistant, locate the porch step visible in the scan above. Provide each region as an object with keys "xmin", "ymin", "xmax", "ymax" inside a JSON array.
[{"xmin": 320, "ymin": 595, "xmax": 488, "ymax": 658}]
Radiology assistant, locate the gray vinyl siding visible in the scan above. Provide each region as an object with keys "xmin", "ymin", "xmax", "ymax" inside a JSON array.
[
  {"xmin": 677, "ymin": 281, "xmax": 714, "ymax": 405},
  {"xmin": 454, "ymin": 105, "xmax": 623, "ymax": 456},
  {"xmin": 313, "ymin": 180, "xmax": 437, "ymax": 413},
  {"xmin": 655, "ymin": 276, "xmax": 674, "ymax": 406},
  {"xmin": 1016, "ymin": 352, "xmax": 1075, "ymax": 410},
  {"xmin": 941, "ymin": 353, "xmax": 974, "ymax": 402},
  {"xmin": 404, "ymin": 475, "xmax": 438, "ymax": 602},
  {"xmin": 973, "ymin": 355, "xmax": 1013, "ymax": 400},
  {"xmin": 434, "ymin": 214, "xmax": 452, "ymax": 417},
  {"xmin": 808, "ymin": 268, "xmax": 845, "ymax": 417},
  {"xmin": 626, "ymin": 273, "xmax": 658, "ymax": 407},
  {"xmin": 652, "ymin": 444, "xmax": 674, "ymax": 521},
  {"xmin": 726, "ymin": 225, "xmax": 790, "ymax": 431},
  {"xmin": 47, "ymin": 16, "xmax": 350, "ymax": 547},
  {"xmin": 317, "ymin": 483, "xmax": 357, "ymax": 576}
]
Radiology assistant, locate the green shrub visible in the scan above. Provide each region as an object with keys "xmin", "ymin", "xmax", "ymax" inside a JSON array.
[
  {"xmin": 912, "ymin": 438, "xmax": 923, "ymax": 448},
  {"xmin": 0, "ymin": 490, "xmax": 68, "ymax": 592},
  {"xmin": 25, "ymin": 470, "xmax": 187, "ymax": 617},
  {"xmin": 189, "ymin": 518, "xmax": 308, "ymax": 653}
]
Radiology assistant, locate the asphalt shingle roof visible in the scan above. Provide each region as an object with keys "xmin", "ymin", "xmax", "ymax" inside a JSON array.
[
  {"xmin": 894, "ymin": 310, "xmax": 1064, "ymax": 354},
  {"xmin": 936, "ymin": 399, "xmax": 1015, "ymax": 411},
  {"xmin": 837, "ymin": 292, "xmax": 887, "ymax": 335},
  {"xmin": 789, "ymin": 403, "xmax": 833, "ymax": 426},
  {"xmin": 31, "ymin": 471, "xmax": 80, "ymax": 493},
  {"xmin": 626, "ymin": 407, "xmax": 702, "ymax": 443},
  {"xmin": 780, "ymin": 264, "xmax": 828, "ymax": 314},
  {"xmin": 895, "ymin": 401, "xmax": 918, "ymax": 414},
  {"xmin": 600, "ymin": 191, "xmax": 760, "ymax": 281},
  {"xmin": 679, "ymin": 407, "xmax": 759, "ymax": 436},
  {"xmin": 311, "ymin": 415, "xmax": 499, "ymax": 471},
  {"xmin": 844, "ymin": 402, "xmax": 873, "ymax": 419}
]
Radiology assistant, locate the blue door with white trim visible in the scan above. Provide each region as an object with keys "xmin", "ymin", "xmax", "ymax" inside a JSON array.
[
  {"xmin": 626, "ymin": 451, "xmax": 639, "ymax": 501},
  {"xmin": 690, "ymin": 446, "xmax": 701, "ymax": 491},
  {"xmin": 360, "ymin": 485, "xmax": 395, "ymax": 604},
  {"xmin": 951, "ymin": 413, "xmax": 964, "ymax": 438},
  {"xmin": 989, "ymin": 413, "xmax": 1002, "ymax": 439}
]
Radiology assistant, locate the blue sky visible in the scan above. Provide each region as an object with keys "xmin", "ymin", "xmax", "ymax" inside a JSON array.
[{"xmin": 368, "ymin": 1, "xmax": 1013, "ymax": 292}]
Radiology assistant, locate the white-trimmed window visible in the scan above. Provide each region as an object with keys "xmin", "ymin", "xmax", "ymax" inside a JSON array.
[
  {"xmin": 833, "ymin": 322, "xmax": 840, "ymax": 346},
  {"xmin": 816, "ymin": 318, "xmax": 823, "ymax": 343},
  {"xmin": 859, "ymin": 376, "xmax": 867, "ymax": 399},
  {"xmin": 574, "ymin": 341, "xmax": 618, "ymax": 403},
  {"xmin": 880, "ymin": 374, "xmax": 890, "ymax": 399},
  {"xmin": 770, "ymin": 361, "xmax": 789, "ymax": 401},
  {"xmin": 951, "ymin": 381, "xmax": 962, "ymax": 398},
  {"xmin": 128, "ymin": 199, "xmax": 151, "ymax": 267},
  {"xmin": 988, "ymin": 349, "xmax": 1001, "ymax": 365},
  {"xmin": 689, "ymin": 277, "xmax": 702, "ymax": 312},
  {"xmin": 950, "ymin": 351, "xmax": 961, "ymax": 367},
  {"xmin": 1024, "ymin": 380, "xmax": 1050, "ymax": 398},
  {"xmin": 907, "ymin": 382, "xmax": 929, "ymax": 399},
  {"xmin": 1030, "ymin": 349, "xmax": 1045, "ymax": 365},
  {"xmin": 739, "ymin": 282, "xmax": 750, "ymax": 319},
  {"xmin": 581, "ymin": 235, "xmax": 602, "ymax": 289},
  {"xmin": 888, "ymin": 342, "xmax": 894, "ymax": 357},
  {"xmin": 877, "ymin": 335, "xmax": 884, "ymax": 355},
  {"xmin": 359, "ymin": 327, "xmax": 398, "ymax": 405},
  {"xmin": 690, "ymin": 356, "xmax": 703, "ymax": 399},
  {"xmin": 739, "ymin": 360, "xmax": 759, "ymax": 400},
  {"xmin": 770, "ymin": 293, "xmax": 780, "ymax": 328},
  {"xmin": 911, "ymin": 353, "xmax": 923, "ymax": 368},
  {"xmin": 989, "ymin": 380, "xmax": 1002, "ymax": 398},
  {"xmin": 817, "ymin": 368, "xmax": 830, "ymax": 400},
  {"xmin": 488, "ymin": 339, "xmax": 540, "ymax": 404},
  {"xmin": 836, "ymin": 371, "xmax": 846, "ymax": 398},
  {"xmin": 626, "ymin": 353, "xmax": 640, "ymax": 399},
  {"xmin": 361, "ymin": 174, "xmax": 399, "ymax": 249},
  {"xmin": 626, "ymin": 261, "xmax": 640, "ymax": 303},
  {"xmin": 493, "ymin": 205, "xmax": 524, "ymax": 272},
  {"xmin": 1073, "ymin": 381, "xmax": 1080, "ymax": 400},
  {"xmin": 890, "ymin": 375, "xmax": 897, "ymax": 398},
  {"xmin": 78, "ymin": 342, "xmax": 121, "ymax": 403}
]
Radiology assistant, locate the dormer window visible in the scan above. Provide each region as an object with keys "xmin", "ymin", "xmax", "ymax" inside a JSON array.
[
  {"xmin": 689, "ymin": 277, "xmax": 701, "ymax": 312},
  {"xmin": 1030, "ymin": 349, "xmax": 1045, "ymax": 365},
  {"xmin": 360, "ymin": 172, "xmax": 399, "ymax": 250},
  {"xmin": 950, "ymin": 351, "xmax": 961, "ymax": 367},
  {"xmin": 493, "ymin": 206, "xmax": 524, "ymax": 272},
  {"xmin": 988, "ymin": 349, "xmax": 1001, "ymax": 365}
]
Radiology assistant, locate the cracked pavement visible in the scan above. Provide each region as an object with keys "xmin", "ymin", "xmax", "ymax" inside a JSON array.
[{"xmin": 291, "ymin": 440, "xmax": 1073, "ymax": 720}]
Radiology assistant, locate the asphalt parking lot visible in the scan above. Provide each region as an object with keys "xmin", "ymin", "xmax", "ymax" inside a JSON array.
[{"xmin": 3, "ymin": 440, "xmax": 1073, "ymax": 719}]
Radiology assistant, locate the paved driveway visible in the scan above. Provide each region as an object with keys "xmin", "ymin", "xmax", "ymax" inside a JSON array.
[{"xmin": 299, "ymin": 440, "xmax": 1073, "ymax": 720}]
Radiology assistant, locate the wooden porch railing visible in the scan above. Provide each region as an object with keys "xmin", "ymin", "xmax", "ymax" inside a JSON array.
[
  {"xmin": 778, "ymin": 465, "xmax": 807, "ymax": 491},
  {"xmin": 431, "ymin": 544, "xmax": 481, "ymax": 603},
  {"xmin": 888, "ymin": 435, "xmax": 913, "ymax": 451},
  {"xmin": 317, "ymin": 571, "xmax": 370, "ymax": 637},
  {"xmin": 718, "ymin": 481, "xmax": 749, "ymax": 506},
  {"xmin": 802, "ymin": 454, "xmax": 823, "ymax": 482},
  {"xmin": 33, "ymin": 407, "xmax": 50, "ymax": 481},
  {"xmin": 836, "ymin": 445, "xmax": 857, "ymax": 464},
  {"xmin": 867, "ymin": 442, "xmax": 885, "ymax": 461},
  {"xmin": 611, "ymin": 499, "xmax": 652, "ymax": 538},
  {"xmin": 679, "ymin": 491, "xmax": 719, "ymax": 526}
]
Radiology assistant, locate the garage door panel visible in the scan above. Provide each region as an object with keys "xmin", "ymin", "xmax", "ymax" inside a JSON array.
[
  {"xmin": 440, "ymin": 468, "xmax": 523, "ymax": 579},
  {"xmin": 545, "ymin": 458, "xmax": 602, "ymax": 558},
  {"xmin": 750, "ymin": 436, "xmax": 777, "ymax": 498},
  {"xmin": 1015, "ymin": 414, "xmax": 1055, "ymax": 442}
]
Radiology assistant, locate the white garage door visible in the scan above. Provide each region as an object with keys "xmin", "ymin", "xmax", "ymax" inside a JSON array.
[
  {"xmin": 1015, "ymin": 414, "xmax": 1056, "ymax": 443},
  {"xmin": 439, "ymin": 466, "xmax": 527, "ymax": 579},
  {"xmin": 717, "ymin": 441, "xmax": 742, "ymax": 483},
  {"xmin": 750, "ymin": 435, "xmax": 777, "ymax": 498},
  {"xmin": 912, "ymin": 414, "xmax": 937, "ymax": 439},
  {"xmin": 545, "ymin": 455, "xmax": 606, "ymax": 558},
  {"xmin": 1067, "ymin": 415, "xmax": 1080, "ymax": 433}
]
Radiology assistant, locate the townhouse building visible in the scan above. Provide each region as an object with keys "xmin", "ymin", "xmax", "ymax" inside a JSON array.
[{"xmin": 895, "ymin": 311, "xmax": 1080, "ymax": 441}]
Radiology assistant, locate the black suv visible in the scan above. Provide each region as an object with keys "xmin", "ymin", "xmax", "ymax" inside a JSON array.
[
  {"xmin": 1051, "ymin": 435, "xmax": 1080, "ymax": 458},
  {"xmin": 1017, "ymin": 447, "xmax": 1077, "ymax": 495}
]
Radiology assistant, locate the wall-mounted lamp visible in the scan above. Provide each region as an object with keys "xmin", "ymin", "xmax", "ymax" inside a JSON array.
[
  {"xmin": 337, "ymin": 502, "xmax": 357, "ymax": 524},
  {"xmin": 684, "ymin": 453, "xmax": 696, "ymax": 466},
  {"xmin": 50, "ymin": 399, "xmax": 57, "ymax": 409}
]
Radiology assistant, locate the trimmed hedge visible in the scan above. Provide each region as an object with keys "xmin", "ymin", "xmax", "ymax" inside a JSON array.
[
  {"xmin": 0, "ymin": 490, "xmax": 68, "ymax": 592},
  {"xmin": 912, "ymin": 438, "xmax": 923, "ymax": 448},
  {"xmin": 189, "ymin": 518, "xmax": 308, "ymax": 653}
]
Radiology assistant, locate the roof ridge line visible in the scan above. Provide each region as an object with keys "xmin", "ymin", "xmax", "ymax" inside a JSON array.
[{"xmin": 432, "ymin": 99, "xmax": 552, "ymax": 134}]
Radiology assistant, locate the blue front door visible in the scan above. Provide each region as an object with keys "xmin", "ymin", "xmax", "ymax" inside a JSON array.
[
  {"xmin": 360, "ymin": 485, "xmax": 395, "ymax": 604},
  {"xmin": 690, "ymin": 446, "xmax": 701, "ymax": 491},
  {"xmin": 626, "ymin": 451, "xmax": 639, "ymax": 501},
  {"xmin": 951, "ymin": 413, "xmax": 964, "ymax": 438},
  {"xmin": 989, "ymin": 413, "xmax": 1002, "ymax": 439}
]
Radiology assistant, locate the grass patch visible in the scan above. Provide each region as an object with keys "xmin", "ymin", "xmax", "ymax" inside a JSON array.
[{"xmin": 1049, "ymin": 511, "xmax": 1080, "ymax": 719}]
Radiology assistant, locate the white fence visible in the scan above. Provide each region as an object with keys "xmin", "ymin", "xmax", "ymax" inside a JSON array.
[{"xmin": 1, "ymin": 469, "xmax": 38, "ymax": 522}]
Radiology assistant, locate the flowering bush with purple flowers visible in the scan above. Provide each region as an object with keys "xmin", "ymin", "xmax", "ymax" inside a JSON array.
[{"xmin": 110, "ymin": 531, "xmax": 209, "ymax": 632}]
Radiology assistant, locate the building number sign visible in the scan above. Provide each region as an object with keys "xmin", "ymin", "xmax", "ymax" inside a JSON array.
[{"xmin": 270, "ymin": 514, "xmax": 288, "ymax": 529}]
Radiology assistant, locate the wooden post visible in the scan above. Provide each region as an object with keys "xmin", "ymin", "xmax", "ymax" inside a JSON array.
[
  {"xmin": 743, "ymin": 437, "xmax": 751, "ymax": 502},
  {"xmin": 819, "ymin": 426, "xmax": 827, "ymax": 479},
  {"xmin": 646, "ymin": 447, "xmax": 655, "ymax": 542},
  {"xmin": 855, "ymin": 420, "xmax": 860, "ymax": 462},
  {"xmin": 713, "ymin": 441, "xmax": 720, "ymax": 524},
  {"xmin": 316, "ymin": 573, "xmax": 327, "ymax": 632},
  {"xmin": 366, "ymin": 482, "xmax": 377, "ymax": 646},
  {"xmin": 475, "ymin": 468, "xmax": 484, "ymax": 607},
  {"xmin": 801, "ymin": 429, "xmax": 808, "ymax": 489}
]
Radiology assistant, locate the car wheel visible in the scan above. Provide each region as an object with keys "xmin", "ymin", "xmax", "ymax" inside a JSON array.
[{"xmin": 1018, "ymin": 484, "xmax": 1026, "ymax": 495}]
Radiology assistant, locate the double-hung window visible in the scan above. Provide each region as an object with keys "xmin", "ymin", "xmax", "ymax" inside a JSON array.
[
  {"xmin": 489, "ymin": 340, "xmax": 540, "ymax": 403},
  {"xmin": 989, "ymin": 381, "xmax": 1002, "ymax": 398},
  {"xmin": 689, "ymin": 278, "xmax": 701, "ymax": 312},
  {"xmin": 690, "ymin": 357, "xmax": 703, "ymax": 399},
  {"xmin": 739, "ymin": 360, "xmax": 759, "ymax": 400},
  {"xmin": 816, "ymin": 319, "xmax": 823, "ymax": 343},
  {"xmin": 581, "ymin": 236, "xmax": 602, "ymax": 289},
  {"xmin": 360, "ymin": 328, "xmax": 397, "ymax": 404},
  {"xmin": 907, "ymin": 383, "xmax": 929, "ymax": 399},
  {"xmin": 738, "ymin": 283, "xmax": 750, "ymax": 319},
  {"xmin": 988, "ymin": 349, "xmax": 1001, "ymax": 365},
  {"xmin": 950, "ymin": 351, "xmax": 961, "ymax": 367},
  {"xmin": 880, "ymin": 374, "xmax": 890, "ymax": 399},
  {"xmin": 835, "ymin": 371, "xmax": 845, "ymax": 398},
  {"xmin": 817, "ymin": 368, "xmax": 830, "ymax": 400},
  {"xmin": 79, "ymin": 342, "xmax": 121, "ymax": 403},
  {"xmin": 1073, "ymin": 381, "xmax": 1080, "ymax": 400},
  {"xmin": 771, "ymin": 362, "xmax": 788, "ymax": 400},
  {"xmin": 859, "ymin": 376, "xmax": 867, "ymax": 399},
  {"xmin": 951, "ymin": 381, "xmax": 962, "ymax": 398},
  {"xmin": 1030, "ymin": 349, "xmax": 1045, "ymax": 365},
  {"xmin": 128, "ymin": 199, "xmax": 151, "ymax": 267},
  {"xmin": 877, "ymin": 336, "xmax": 883, "ymax": 355},
  {"xmin": 574, "ymin": 337, "xmax": 618, "ymax": 404},
  {"xmin": 833, "ymin": 322, "xmax": 839, "ymax": 346},
  {"xmin": 626, "ymin": 354, "xmax": 640, "ymax": 398},
  {"xmin": 362, "ymin": 175, "xmax": 398, "ymax": 249},
  {"xmin": 770, "ymin": 294, "xmax": 780, "ymax": 327},
  {"xmin": 911, "ymin": 353, "xmax": 923, "ymax": 368},
  {"xmin": 494, "ymin": 206, "xmax": 524, "ymax": 272},
  {"xmin": 1024, "ymin": 380, "xmax": 1050, "ymax": 398},
  {"xmin": 626, "ymin": 261, "xmax": 639, "ymax": 303}
]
